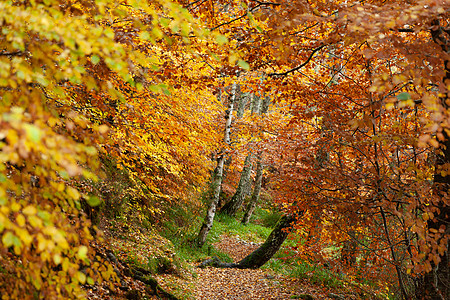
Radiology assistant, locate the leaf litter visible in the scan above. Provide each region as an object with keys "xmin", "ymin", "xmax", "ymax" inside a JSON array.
[{"xmin": 194, "ymin": 234, "xmax": 331, "ymax": 299}]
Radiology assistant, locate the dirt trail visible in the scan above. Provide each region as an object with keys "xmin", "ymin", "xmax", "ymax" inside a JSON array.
[{"xmin": 194, "ymin": 235, "xmax": 307, "ymax": 300}]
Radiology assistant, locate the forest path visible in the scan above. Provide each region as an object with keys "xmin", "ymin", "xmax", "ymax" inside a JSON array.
[{"xmin": 194, "ymin": 235, "xmax": 318, "ymax": 300}]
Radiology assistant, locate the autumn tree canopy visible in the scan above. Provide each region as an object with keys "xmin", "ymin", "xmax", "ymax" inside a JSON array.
[
  {"xmin": 0, "ymin": 0, "xmax": 449, "ymax": 299},
  {"xmin": 188, "ymin": 0, "xmax": 449, "ymax": 298}
]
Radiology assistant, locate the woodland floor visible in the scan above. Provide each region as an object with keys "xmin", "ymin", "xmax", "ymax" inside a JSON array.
[
  {"xmin": 88, "ymin": 221, "xmax": 357, "ymax": 300},
  {"xmin": 192, "ymin": 235, "xmax": 341, "ymax": 300}
]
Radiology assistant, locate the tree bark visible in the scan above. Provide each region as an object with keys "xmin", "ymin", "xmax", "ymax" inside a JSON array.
[
  {"xmin": 197, "ymin": 83, "xmax": 237, "ymax": 247},
  {"xmin": 221, "ymin": 93, "xmax": 266, "ymax": 216},
  {"xmin": 220, "ymin": 152, "xmax": 253, "ymax": 216},
  {"xmin": 236, "ymin": 91, "xmax": 249, "ymax": 118},
  {"xmin": 417, "ymin": 132, "xmax": 450, "ymax": 300},
  {"xmin": 237, "ymin": 214, "xmax": 296, "ymax": 268},
  {"xmin": 241, "ymin": 95, "xmax": 270, "ymax": 224},
  {"xmin": 198, "ymin": 214, "xmax": 297, "ymax": 269},
  {"xmin": 242, "ymin": 152, "xmax": 263, "ymax": 224},
  {"xmin": 416, "ymin": 20, "xmax": 450, "ymax": 300}
]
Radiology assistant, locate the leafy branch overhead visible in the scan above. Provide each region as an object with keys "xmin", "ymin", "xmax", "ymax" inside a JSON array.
[{"xmin": 0, "ymin": 0, "xmax": 449, "ymax": 299}]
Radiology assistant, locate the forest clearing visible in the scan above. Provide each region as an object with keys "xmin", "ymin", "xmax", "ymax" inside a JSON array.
[{"xmin": 0, "ymin": 1, "xmax": 449, "ymax": 299}]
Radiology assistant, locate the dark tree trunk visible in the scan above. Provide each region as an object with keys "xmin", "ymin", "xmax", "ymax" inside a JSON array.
[
  {"xmin": 417, "ymin": 128, "xmax": 450, "ymax": 300},
  {"xmin": 220, "ymin": 153, "xmax": 253, "ymax": 216},
  {"xmin": 198, "ymin": 214, "xmax": 298, "ymax": 269},
  {"xmin": 237, "ymin": 214, "xmax": 296, "ymax": 268},
  {"xmin": 242, "ymin": 152, "xmax": 263, "ymax": 224},
  {"xmin": 416, "ymin": 20, "xmax": 450, "ymax": 300}
]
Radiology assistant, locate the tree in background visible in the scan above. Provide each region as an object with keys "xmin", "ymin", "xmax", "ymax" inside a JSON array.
[
  {"xmin": 0, "ymin": 0, "xmax": 448, "ymax": 298},
  {"xmin": 186, "ymin": 0, "xmax": 449, "ymax": 298},
  {"xmin": 0, "ymin": 0, "xmax": 225, "ymax": 297}
]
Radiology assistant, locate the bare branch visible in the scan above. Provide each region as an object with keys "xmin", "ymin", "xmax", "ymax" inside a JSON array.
[
  {"xmin": 0, "ymin": 50, "xmax": 25, "ymax": 57},
  {"xmin": 268, "ymin": 44, "xmax": 326, "ymax": 77},
  {"xmin": 250, "ymin": 0, "xmax": 281, "ymax": 6}
]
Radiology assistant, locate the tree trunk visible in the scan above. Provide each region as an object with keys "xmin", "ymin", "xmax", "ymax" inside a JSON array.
[
  {"xmin": 237, "ymin": 214, "xmax": 296, "ymax": 268},
  {"xmin": 417, "ymin": 129, "xmax": 450, "ymax": 300},
  {"xmin": 416, "ymin": 20, "xmax": 450, "ymax": 300},
  {"xmin": 198, "ymin": 214, "xmax": 297, "ymax": 269},
  {"xmin": 221, "ymin": 93, "xmax": 265, "ymax": 216},
  {"xmin": 197, "ymin": 83, "xmax": 237, "ymax": 247},
  {"xmin": 236, "ymin": 91, "xmax": 249, "ymax": 118},
  {"xmin": 220, "ymin": 153, "xmax": 253, "ymax": 216},
  {"xmin": 242, "ymin": 152, "xmax": 263, "ymax": 224},
  {"xmin": 197, "ymin": 155, "xmax": 226, "ymax": 247},
  {"xmin": 241, "ymin": 95, "xmax": 270, "ymax": 224}
]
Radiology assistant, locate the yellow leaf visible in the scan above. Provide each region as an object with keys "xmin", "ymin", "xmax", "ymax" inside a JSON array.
[
  {"xmin": 23, "ymin": 205, "xmax": 37, "ymax": 215},
  {"xmin": 6, "ymin": 129, "xmax": 18, "ymax": 147},
  {"xmin": 37, "ymin": 234, "xmax": 47, "ymax": 252},
  {"xmin": 429, "ymin": 139, "xmax": 439, "ymax": 148},
  {"xmin": 77, "ymin": 271, "xmax": 86, "ymax": 284},
  {"xmin": 16, "ymin": 228, "xmax": 32, "ymax": 246},
  {"xmin": 11, "ymin": 202, "xmax": 21, "ymax": 212},
  {"xmin": 2, "ymin": 231, "xmax": 14, "ymax": 247},
  {"xmin": 53, "ymin": 254, "xmax": 62, "ymax": 265},
  {"xmin": 386, "ymin": 102, "xmax": 395, "ymax": 110},
  {"xmin": 66, "ymin": 186, "xmax": 80, "ymax": 200},
  {"xmin": 386, "ymin": 20, "xmax": 396, "ymax": 29},
  {"xmin": 62, "ymin": 258, "xmax": 70, "ymax": 272},
  {"xmin": 16, "ymin": 214, "xmax": 26, "ymax": 227},
  {"xmin": 28, "ymin": 215, "xmax": 43, "ymax": 228},
  {"xmin": 78, "ymin": 245, "xmax": 88, "ymax": 260},
  {"xmin": 101, "ymin": 271, "xmax": 111, "ymax": 281},
  {"xmin": 98, "ymin": 125, "xmax": 109, "ymax": 134}
]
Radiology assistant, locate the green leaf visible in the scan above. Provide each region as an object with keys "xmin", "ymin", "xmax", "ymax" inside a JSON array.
[
  {"xmin": 2, "ymin": 231, "xmax": 14, "ymax": 247},
  {"xmin": 86, "ymin": 195, "xmax": 102, "ymax": 207},
  {"xmin": 91, "ymin": 55, "xmax": 100, "ymax": 64},
  {"xmin": 140, "ymin": 31, "xmax": 151, "ymax": 40},
  {"xmin": 85, "ymin": 146, "xmax": 97, "ymax": 155},
  {"xmin": 24, "ymin": 124, "xmax": 41, "ymax": 142},
  {"xmin": 215, "ymin": 34, "xmax": 228, "ymax": 45},
  {"xmin": 397, "ymin": 92, "xmax": 411, "ymax": 101},
  {"xmin": 160, "ymin": 18, "xmax": 170, "ymax": 28},
  {"xmin": 78, "ymin": 245, "xmax": 88, "ymax": 260},
  {"xmin": 237, "ymin": 60, "xmax": 250, "ymax": 71}
]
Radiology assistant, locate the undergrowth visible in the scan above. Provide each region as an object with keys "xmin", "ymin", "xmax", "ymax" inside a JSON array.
[
  {"xmin": 101, "ymin": 181, "xmax": 353, "ymax": 298},
  {"xmin": 157, "ymin": 201, "xmax": 348, "ymax": 291}
]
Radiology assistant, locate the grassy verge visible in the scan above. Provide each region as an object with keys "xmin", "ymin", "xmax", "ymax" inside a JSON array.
[
  {"xmin": 159, "ymin": 203, "xmax": 346, "ymax": 289},
  {"xmin": 108, "ymin": 196, "xmax": 367, "ymax": 299}
]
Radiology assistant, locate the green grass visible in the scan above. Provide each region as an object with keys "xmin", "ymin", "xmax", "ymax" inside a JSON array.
[
  {"xmin": 158, "ymin": 204, "xmax": 233, "ymax": 265},
  {"xmin": 253, "ymin": 207, "xmax": 283, "ymax": 228},
  {"xmin": 156, "ymin": 204, "xmax": 281, "ymax": 274},
  {"xmin": 158, "ymin": 201, "xmax": 349, "ymax": 291},
  {"xmin": 211, "ymin": 212, "xmax": 272, "ymax": 242},
  {"xmin": 289, "ymin": 260, "xmax": 344, "ymax": 288}
]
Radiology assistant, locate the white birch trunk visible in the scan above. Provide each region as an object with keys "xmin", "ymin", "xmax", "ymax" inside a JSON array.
[{"xmin": 197, "ymin": 83, "xmax": 237, "ymax": 247}]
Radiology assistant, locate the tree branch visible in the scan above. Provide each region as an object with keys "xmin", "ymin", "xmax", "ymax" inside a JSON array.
[
  {"xmin": 209, "ymin": 3, "xmax": 267, "ymax": 31},
  {"xmin": 430, "ymin": 19, "xmax": 449, "ymax": 53},
  {"xmin": 0, "ymin": 50, "xmax": 25, "ymax": 57},
  {"xmin": 250, "ymin": 0, "xmax": 281, "ymax": 6},
  {"xmin": 268, "ymin": 45, "xmax": 326, "ymax": 77}
]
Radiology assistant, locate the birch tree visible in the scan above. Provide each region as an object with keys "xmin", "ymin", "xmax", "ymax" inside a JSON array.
[{"xmin": 197, "ymin": 83, "xmax": 237, "ymax": 247}]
